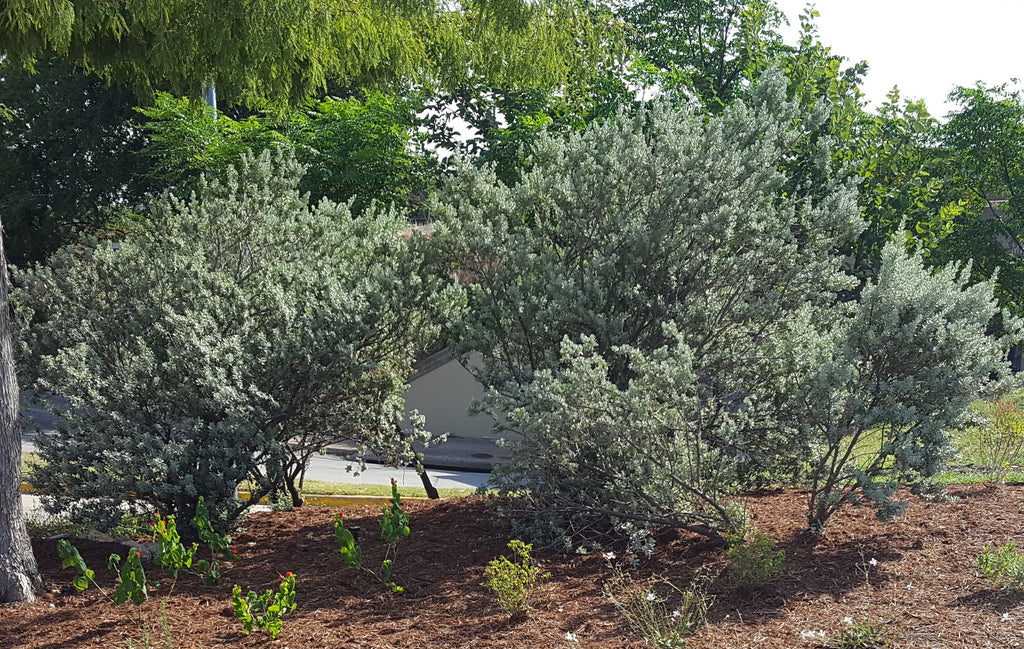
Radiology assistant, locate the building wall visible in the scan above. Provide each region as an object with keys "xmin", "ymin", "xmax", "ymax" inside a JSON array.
[{"xmin": 403, "ymin": 352, "xmax": 514, "ymax": 440}]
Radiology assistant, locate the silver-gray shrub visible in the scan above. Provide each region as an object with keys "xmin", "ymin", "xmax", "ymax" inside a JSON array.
[
  {"xmin": 435, "ymin": 71, "xmax": 1020, "ymax": 549},
  {"xmin": 782, "ymin": 241, "xmax": 1022, "ymax": 532},
  {"xmin": 433, "ymin": 73, "xmax": 864, "ymax": 547},
  {"xmin": 14, "ymin": 148, "xmax": 461, "ymax": 530}
]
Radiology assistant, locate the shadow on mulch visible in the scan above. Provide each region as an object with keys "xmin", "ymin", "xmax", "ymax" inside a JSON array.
[{"xmin": 952, "ymin": 588, "xmax": 1024, "ymax": 613}]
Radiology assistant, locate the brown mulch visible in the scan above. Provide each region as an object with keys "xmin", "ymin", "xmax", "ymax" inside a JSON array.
[{"xmin": 3, "ymin": 485, "xmax": 1024, "ymax": 648}]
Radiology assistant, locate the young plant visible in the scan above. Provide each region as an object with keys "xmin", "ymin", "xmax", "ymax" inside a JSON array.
[
  {"xmin": 965, "ymin": 398, "xmax": 1024, "ymax": 480},
  {"xmin": 56, "ymin": 540, "xmax": 149, "ymax": 605},
  {"xmin": 483, "ymin": 540, "xmax": 550, "ymax": 616},
  {"xmin": 57, "ymin": 539, "xmax": 98, "ymax": 593},
  {"xmin": 108, "ymin": 550, "xmax": 150, "ymax": 606},
  {"xmin": 726, "ymin": 529, "xmax": 785, "ymax": 588},
  {"xmin": 232, "ymin": 572, "xmax": 297, "ymax": 639},
  {"xmin": 151, "ymin": 513, "xmax": 196, "ymax": 585},
  {"xmin": 603, "ymin": 566, "xmax": 714, "ymax": 647},
  {"xmin": 827, "ymin": 619, "xmax": 891, "ymax": 649},
  {"xmin": 194, "ymin": 496, "xmax": 236, "ymax": 585},
  {"xmin": 332, "ymin": 478, "xmax": 410, "ymax": 593},
  {"xmin": 978, "ymin": 542, "xmax": 1024, "ymax": 590}
]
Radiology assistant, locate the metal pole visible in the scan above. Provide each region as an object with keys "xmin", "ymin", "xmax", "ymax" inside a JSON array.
[{"xmin": 204, "ymin": 84, "xmax": 217, "ymax": 120}]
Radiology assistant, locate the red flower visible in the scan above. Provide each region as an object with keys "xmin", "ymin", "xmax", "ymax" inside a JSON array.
[
  {"xmin": 286, "ymin": 571, "xmax": 293, "ymax": 577},
  {"xmin": 136, "ymin": 550, "xmax": 142, "ymax": 558},
  {"xmin": 231, "ymin": 549, "xmax": 238, "ymax": 555},
  {"xmin": 390, "ymin": 477, "xmax": 396, "ymax": 486}
]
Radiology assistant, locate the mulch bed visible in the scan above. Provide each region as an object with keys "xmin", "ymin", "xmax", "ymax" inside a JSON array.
[{"xmin": 3, "ymin": 485, "xmax": 1024, "ymax": 648}]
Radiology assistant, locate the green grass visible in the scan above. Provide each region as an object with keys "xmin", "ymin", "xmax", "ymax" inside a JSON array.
[
  {"xmin": 21, "ymin": 452, "xmax": 42, "ymax": 478},
  {"xmin": 273, "ymin": 479, "xmax": 476, "ymax": 499}
]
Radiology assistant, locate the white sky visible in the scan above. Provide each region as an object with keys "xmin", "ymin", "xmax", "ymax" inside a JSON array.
[{"xmin": 772, "ymin": 0, "xmax": 1024, "ymax": 119}]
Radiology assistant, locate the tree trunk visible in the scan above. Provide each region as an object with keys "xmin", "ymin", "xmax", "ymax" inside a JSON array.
[
  {"xmin": 0, "ymin": 223, "xmax": 42, "ymax": 602},
  {"xmin": 414, "ymin": 459, "xmax": 440, "ymax": 500}
]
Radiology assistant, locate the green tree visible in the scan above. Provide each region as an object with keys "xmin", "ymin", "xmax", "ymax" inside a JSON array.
[
  {"xmin": 617, "ymin": 0, "xmax": 788, "ymax": 112},
  {"xmin": 0, "ymin": 58, "xmax": 152, "ymax": 265},
  {"xmin": 936, "ymin": 82, "xmax": 1024, "ymax": 316},
  {"xmin": 1, "ymin": 0, "xmax": 617, "ymax": 109},
  {"xmin": 15, "ymin": 149, "xmax": 461, "ymax": 529}
]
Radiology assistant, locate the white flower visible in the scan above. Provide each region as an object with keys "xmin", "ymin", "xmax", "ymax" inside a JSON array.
[
  {"xmin": 603, "ymin": 551, "xmax": 616, "ymax": 561},
  {"xmin": 799, "ymin": 630, "xmax": 826, "ymax": 640},
  {"xmin": 565, "ymin": 631, "xmax": 579, "ymax": 643},
  {"xmin": 869, "ymin": 558, "xmax": 878, "ymax": 567},
  {"xmin": 1003, "ymin": 612, "xmax": 1011, "ymax": 622},
  {"xmin": 842, "ymin": 616, "xmax": 853, "ymax": 625},
  {"xmin": 645, "ymin": 592, "xmax": 657, "ymax": 601},
  {"xmin": 671, "ymin": 610, "xmax": 681, "ymax": 619}
]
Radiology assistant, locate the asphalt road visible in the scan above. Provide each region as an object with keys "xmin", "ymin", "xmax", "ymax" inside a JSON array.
[{"xmin": 19, "ymin": 393, "xmax": 491, "ymax": 491}]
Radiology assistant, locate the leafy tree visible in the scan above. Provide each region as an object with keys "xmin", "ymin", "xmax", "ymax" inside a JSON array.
[
  {"xmin": 285, "ymin": 92, "xmax": 437, "ymax": 213},
  {"xmin": 0, "ymin": 58, "xmax": 152, "ymax": 265},
  {"xmin": 423, "ymin": 69, "xmax": 639, "ymax": 187},
  {"xmin": 837, "ymin": 90, "xmax": 956, "ymax": 282},
  {"xmin": 766, "ymin": 9, "xmax": 955, "ymax": 286},
  {"xmin": 135, "ymin": 94, "xmax": 290, "ymax": 196},
  {"xmin": 936, "ymin": 82, "xmax": 1024, "ymax": 316},
  {"xmin": 15, "ymin": 149, "xmax": 461, "ymax": 529},
  {"xmin": 617, "ymin": 0, "xmax": 788, "ymax": 112},
  {"xmin": 1, "ymin": 0, "xmax": 617, "ymax": 109},
  {"xmin": 138, "ymin": 91, "xmax": 438, "ymax": 214}
]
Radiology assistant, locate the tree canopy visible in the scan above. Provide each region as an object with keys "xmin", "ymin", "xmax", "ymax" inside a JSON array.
[{"xmin": 1, "ymin": 0, "xmax": 620, "ymax": 109}]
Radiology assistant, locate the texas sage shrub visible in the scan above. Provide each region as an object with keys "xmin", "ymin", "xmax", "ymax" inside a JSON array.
[
  {"xmin": 434, "ymin": 71, "xmax": 862, "ymax": 548},
  {"xmin": 434, "ymin": 68, "xmax": 1021, "ymax": 549},
  {"xmin": 782, "ymin": 242, "xmax": 1022, "ymax": 532},
  {"xmin": 16, "ymin": 148, "xmax": 460, "ymax": 528}
]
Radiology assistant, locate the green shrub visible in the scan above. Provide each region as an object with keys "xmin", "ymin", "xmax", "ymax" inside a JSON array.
[
  {"xmin": 483, "ymin": 540, "xmax": 550, "ymax": 616},
  {"xmin": 978, "ymin": 542, "xmax": 1024, "ymax": 590},
  {"xmin": 232, "ymin": 573, "xmax": 297, "ymax": 639},
  {"xmin": 17, "ymin": 148, "xmax": 458, "ymax": 529},
  {"xmin": 726, "ymin": 530, "xmax": 785, "ymax": 588}
]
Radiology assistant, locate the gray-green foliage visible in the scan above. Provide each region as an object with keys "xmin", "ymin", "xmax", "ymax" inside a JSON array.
[
  {"xmin": 436, "ymin": 70, "xmax": 1019, "ymax": 549},
  {"xmin": 435, "ymin": 72, "xmax": 863, "ymax": 545},
  {"xmin": 786, "ymin": 241, "xmax": 1022, "ymax": 531},
  {"xmin": 15, "ymin": 148, "xmax": 460, "ymax": 529}
]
